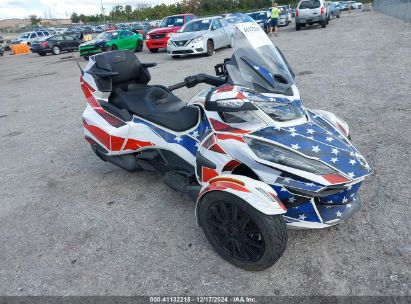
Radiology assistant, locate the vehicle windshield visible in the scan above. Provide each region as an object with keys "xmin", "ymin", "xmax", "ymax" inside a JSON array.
[
  {"xmin": 246, "ymin": 12, "xmax": 267, "ymax": 22},
  {"xmin": 97, "ymin": 31, "xmax": 118, "ymax": 40},
  {"xmin": 226, "ymin": 18, "xmax": 295, "ymax": 95},
  {"xmin": 224, "ymin": 13, "xmax": 255, "ymax": 25},
  {"xmin": 182, "ymin": 19, "xmax": 211, "ymax": 32},
  {"xmin": 160, "ymin": 16, "xmax": 185, "ymax": 27}
]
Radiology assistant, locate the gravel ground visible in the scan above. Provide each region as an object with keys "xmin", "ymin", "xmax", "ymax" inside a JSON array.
[{"xmin": 0, "ymin": 10, "xmax": 410, "ymax": 296}]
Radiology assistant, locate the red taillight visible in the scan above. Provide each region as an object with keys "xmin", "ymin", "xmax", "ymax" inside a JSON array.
[
  {"xmin": 321, "ymin": 6, "xmax": 325, "ymax": 14},
  {"xmin": 40, "ymin": 41, "xmax": 49, "ymax": 47},
  {"xmin": 296, "ymin": 9, "xmax": 299, "ymax": 17}
]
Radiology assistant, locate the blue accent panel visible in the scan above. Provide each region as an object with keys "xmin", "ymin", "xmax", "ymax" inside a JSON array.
[
  {"xmin": 318, "ymin": 181, "xmax": 362, "ymax": 205},
  {"xmin": 316, "ymin": 193, "xmax": 361, "ymax": 223}
]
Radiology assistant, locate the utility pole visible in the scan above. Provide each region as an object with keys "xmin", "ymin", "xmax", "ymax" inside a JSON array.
[{"xmin": 101, "ymin": 0, "xmax": 106, "ymax": 23}]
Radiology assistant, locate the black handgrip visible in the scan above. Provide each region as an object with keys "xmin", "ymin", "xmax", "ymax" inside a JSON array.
[{"xmin": 168, "ymin": 81, "xmax": 187, "ymax": 91}]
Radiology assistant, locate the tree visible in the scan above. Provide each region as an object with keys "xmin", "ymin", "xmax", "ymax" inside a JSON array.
[
  {"xmin": 71, "ymin": 12, "xmax": 80, "ymax": 23},
  {"xmin": 29, "ymin": 15, "xmax": 41, "ymax": 25}
]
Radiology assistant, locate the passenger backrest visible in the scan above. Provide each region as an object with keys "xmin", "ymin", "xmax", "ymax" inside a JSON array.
[{"xmin": 91, "ymin": 50, "xmax": 151, "ymax": 92}]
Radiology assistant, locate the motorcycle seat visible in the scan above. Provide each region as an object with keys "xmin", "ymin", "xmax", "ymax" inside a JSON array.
[
  {"xmin": 110, "ymin": 83, "xmax": 199, "ymax": 132},
  {"xmin": 93, "ymin": 50, "xmax": 199, "ymax": 132}
]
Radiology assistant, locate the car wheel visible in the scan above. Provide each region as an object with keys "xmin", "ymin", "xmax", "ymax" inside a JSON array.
[
  {"xmin": 296, "ymin": 22, "xmax": 301, "ymax": 31},
  {"xmin": 171, "ymin": 55, "xmax": 180, "ymax": 59},
  {"xmin": 198, "ymin": 192, "xmax": 288, "ymax": 271},
  {"xmin": 321, "ymin": 20, "xmax": 327, "ymax": 28},
  {"xmin": 135, "ymin": 40, "xmax": 143, "ymax": 52},
  {"xmin": 83, "ymin": 56, "xmax": 89, "ymax": 61},
  {"xmin": 337, "ymin": 14, "xmax": 340, "ymax": 18},
  {"xmin": 110, "ymin": 45, "xmax": 117, "ymax": 51},
  {"xmin": 149, "ymin": 48, "xmax": 159, "ymax": 53},
  {"xmin": 52, "ymin": 46, "xmax": 60, "ymax": 55},
  {"xmin": 39, "ymin": 52, "xmax": 46, "ymax": 56},
  {"xmin": 206, "ymin": 40, "xmax": 214, "ymax": 57}
]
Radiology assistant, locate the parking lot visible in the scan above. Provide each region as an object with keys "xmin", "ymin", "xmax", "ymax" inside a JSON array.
[{"xmin": 0, "ymin": 10, "xmax": 410, "ymax": 296}]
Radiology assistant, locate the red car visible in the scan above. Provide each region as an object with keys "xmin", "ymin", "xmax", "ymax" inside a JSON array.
[{"xmin": 146, "ymin": 14, "xmax": 196, "ymax": 53}]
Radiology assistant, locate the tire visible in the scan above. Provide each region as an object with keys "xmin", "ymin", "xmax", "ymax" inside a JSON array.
[
  {"xmin": 39, "ymin": 52, "xmax": 46, "ymax": 56},
  {"xmin": 171, "ymin": 55, "xmax": 180, "ymax": 59},
  {"xmin": 321, "ymin": 20, "xmax": 327, "ymax": 28},
  {"xmin": 206, "ymin": 39, "xmax": 214, "ymax": 57},
  {"xmin": 111, "ymin": 45, "xmax": 117, "ymax": 51},
  {"xmin": 198, "ymin": 191, "xmax": 287, "ymax": 271},
  {"xmin": 337, "ymin": 14, "xmax": 340, "ymax": 18},
  {"xmin": 296, "ymin": 22, "xmax": 301, "ymax": 31},
  {"xmin": 149, "ymin": 48, "xmax": 159, "ymax": 53},
  {"xmin": 135, "ymin": 40, "xmax": 143, "ymax": 52},
  {"xmin": 52, "ymin": 46, "xmax": 60, "ymax": 55},
  {"xmin": 83, "ymin": 56, "xmax": 89, "ymax": 61}
]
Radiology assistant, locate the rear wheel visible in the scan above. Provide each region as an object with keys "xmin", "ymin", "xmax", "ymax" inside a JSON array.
[
  {"xmin": 39, "ymin": 52, "xmax": 46, "ymax": 56},
  {"xmin": 111, "ymin": 45, "xmax": 117, "ymax": 51},
  {"xmin": 135, "ymin": 40, "xmax": 143, "ymax": 52},
  {"xmin": 198, "ymin": 192, "xmax": 287, "ymax": 271},
  {"xmin": 296, "ymin": 22, "xmax": 301, "ymax": 31},
  {"xmin": 321, "ymin": 20, "xmax": 327, "ymax": 28},
  {"xmin": 52, "ymin": 46, "xmax": 60, "ymax": 55},
  {"xmin": 149, "ymin": 48, "xmax": 159, "ymax": 53}
]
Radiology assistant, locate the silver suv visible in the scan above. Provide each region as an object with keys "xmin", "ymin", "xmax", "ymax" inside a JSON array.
[
  {"xmin": 12, "ymin": 31, "xmax": 50, "ymax": 46},
  {"xmin": 295, "ymin": 0, "xmax": 327, "ymax": 30}
]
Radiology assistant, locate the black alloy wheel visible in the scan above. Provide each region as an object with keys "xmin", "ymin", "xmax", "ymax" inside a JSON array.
[{"xmin": 135, "ymin": 40, "xmax": 143, "ymax": 52}]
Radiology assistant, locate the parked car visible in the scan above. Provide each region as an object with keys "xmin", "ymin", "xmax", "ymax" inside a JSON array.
[
  {"xmin": 295, "ymin": 0, "xmax": 327, "ymax": 30},
  {"xmin": 131, "ymin": 24, "xmax": 151, "ymax": 39},
  {"xmin": 11, "ymin": 31, "xmax": 50, "ymax": 46},
  {"xmin": 290, "ymin": 8, "xmax": 296, "ymax": 17},
  {"xmin": 167, "ymin": 16, "xmax": 231, "ymax": 58},
  {"xmin": 351, "ymin": 1, "xmax": 362, "ymax": 9},
  {"xmin": 30, "ymin": 34, "xmax": 81, "ymax": 56},
  {"xmin": 79, "ymin": 30, "xmax": 144, "ymax": 60},
  {"xmin": 246, "ymin": 10, "xmax": 270, "ymax": 32},
  {"xmin": 146, "ymin": 14, "xmax": 196, "ymax": 53},
  {"xmin": 95, "ymin": 26, "xmax": 105, "ymax": 33},
  {"xmin": 278, "ymin": 5, "xmax": 293, "ymax": 26},
  {"xmin": 0, "ymin": 46, "xmax": 3, "ymax": 56},
  {"xmin": 328, "ymin": 2, "xmax": 341, "ymax": 18}
]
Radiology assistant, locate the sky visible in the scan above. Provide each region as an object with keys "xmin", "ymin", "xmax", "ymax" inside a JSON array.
[{"xmin": 0, "ymin": 0, "xmax": 179, "ymax": 20}]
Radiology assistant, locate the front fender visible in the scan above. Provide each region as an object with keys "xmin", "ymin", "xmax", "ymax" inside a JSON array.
[{"xmin": 195, "ymin": 174, "xmax": 286, "ymax": 226}]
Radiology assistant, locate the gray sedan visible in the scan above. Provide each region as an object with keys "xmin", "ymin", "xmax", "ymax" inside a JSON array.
[{"xmin": 167, "ymin": 16, "xmax": 231, "ymax": 58}]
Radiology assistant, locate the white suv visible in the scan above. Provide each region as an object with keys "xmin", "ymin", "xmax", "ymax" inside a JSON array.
[
  {"xmin": 295, "ymin": 0, "xmax": 327, "ymax": 30},
  {"xmin": 12, "ymin": 31, "xmax": 50, "ymax": 45}
]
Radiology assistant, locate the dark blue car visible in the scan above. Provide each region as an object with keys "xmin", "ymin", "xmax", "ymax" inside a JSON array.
[{"xmin": 246, "ymin": 11, "xmax": 270, "ymax": 32}]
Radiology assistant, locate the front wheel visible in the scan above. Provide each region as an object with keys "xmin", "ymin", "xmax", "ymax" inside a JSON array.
[
  {"xmin": 135, "ymin": 40, "xmax": 143, "ymax": 52},
  {"xmin": 321, "ymin": 20, "xmax": 327, "ymax": 28},
  {"xmin": 337, "ymin": 14, "xmax": 340, "ymax": 18},
  {"xmin": 296, "ymin": 22, "xmax": 301, "ymax": 31},
  {"xmin": 52, "ymin": 46, "xmax": 60, "ymax": 55},
  {"xmin": 206, "ymin": 40, "xmax": 214, "ymax": 57},
  {"xmin": 198, "ymin": 192, "xmax": 287, "ymax": 271},
  {"xmin": 110, "ymin": 45, "xmax": 117, "ymax": 51}
]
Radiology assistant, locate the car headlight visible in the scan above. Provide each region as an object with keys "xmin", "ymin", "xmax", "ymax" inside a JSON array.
[
  {"xmin": 146, "ymin": 35, "xmax": 151, "ymax": 40},
  {"xmin": 245, "ymin": 138, "xmax": 336, "ymax": 175},
  {"xmin": 190, "ymin": 36, "xmax": 204, "ymax": 44}
]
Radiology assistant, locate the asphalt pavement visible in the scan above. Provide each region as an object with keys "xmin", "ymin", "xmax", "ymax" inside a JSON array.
[{"xmin": 0, "ymin": 10, "xmax": 410, "ymax": 296}]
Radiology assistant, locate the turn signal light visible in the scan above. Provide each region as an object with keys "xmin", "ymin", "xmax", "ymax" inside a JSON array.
[
  {"xmin": 296, "ymin": 9, "xmax": 299, "ymax": 17},
  {"xmin": 321, "ymin": 7, "xmax": 325, "ymax": 14}
]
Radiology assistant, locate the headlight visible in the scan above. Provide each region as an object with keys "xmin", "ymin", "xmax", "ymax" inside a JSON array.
[
  {"xmin": 245, "ymin": 138, "xmax": 336, "ymax": 175},
  {"xmin": 190, "ymin": 36, "xmax": 204, "ymax": 44},
  {"xmin": 146, "ymin": 35, "xmax": 150, "ymax": 40}
]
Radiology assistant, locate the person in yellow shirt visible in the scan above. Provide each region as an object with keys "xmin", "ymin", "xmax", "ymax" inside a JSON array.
[{"xmin": 270, "ymin": 3, "xmax": 281, "ymax": 37}]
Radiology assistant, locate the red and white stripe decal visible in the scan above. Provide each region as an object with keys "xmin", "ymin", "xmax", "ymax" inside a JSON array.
[
  {"xmin": 81, "ymin": 77, "xmax": 126, "ymax": 128},
  {"xmin": 209, "ymin": 118, "xmax": 249, "ymax": 134}
]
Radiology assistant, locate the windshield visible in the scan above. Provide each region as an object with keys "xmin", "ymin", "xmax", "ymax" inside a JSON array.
[
  {"xmin": 160, "ymin": 16, "xmax": 185, "ymax": 27},
  {"xmin": 224, "ymin": 13, "xmax": 255, "ymax": 25},
  {"xmin": 97, "ymin": 31, "xmax": 118, "ymax": 40},
  {"xmin": 182, "ymin": 19, "xmax": 211, "ymax": 32},
  {"xmin": 299, "ymin": 0, "xmax": 321, "ymax": 9},
  {"xmin": 226, "ymin": 19, "xmax": 295, "ymax": 95},
  {"xmin": 247, "ymin": 12, "xmax": 267, "ymax": 21}
]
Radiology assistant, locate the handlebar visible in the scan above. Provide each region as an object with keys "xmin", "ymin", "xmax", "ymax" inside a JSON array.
[
  {"xmin": 168, "ymin": 81, "xmax": 187, "ymax": 91},
  {"xmin": 168, "ymin": 74, "xmax": 226, "ymax": 92}
]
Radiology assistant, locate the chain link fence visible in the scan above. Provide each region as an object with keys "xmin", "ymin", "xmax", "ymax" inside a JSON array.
[{"xmin": 374, "ymin": 0, "xmax": 411, "ymax": 22}]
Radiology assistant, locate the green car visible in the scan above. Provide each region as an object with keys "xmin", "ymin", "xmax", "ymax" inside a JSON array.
[{"xmin": 79, "ymin": 30, "xmax": 144, "ymax": 60}]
